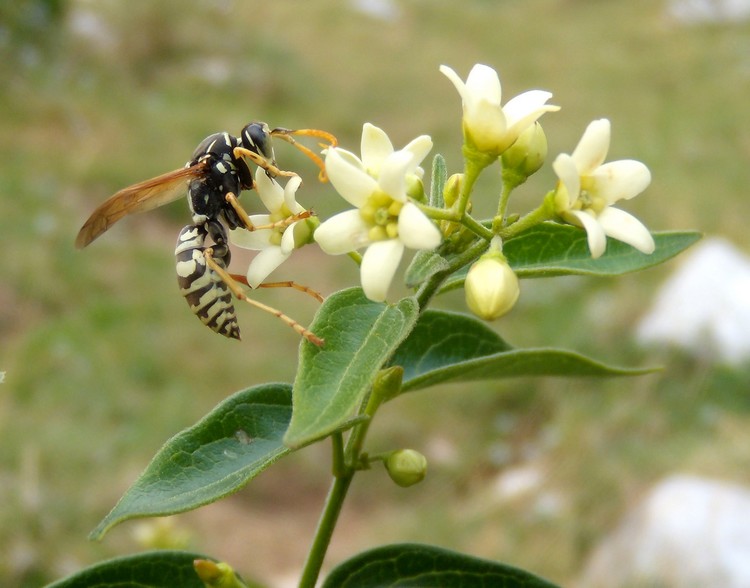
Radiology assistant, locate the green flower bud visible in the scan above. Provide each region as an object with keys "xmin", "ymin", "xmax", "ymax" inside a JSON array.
[
  {"xmin": 501, "ymin": 122, "xmax": 547, "ymax": 181},
  {"xmin": 385, "ymin": 449, "xmax": 428, "ymax": 487},
  {"xmin": 465, "ymin": 253, "xmax": 520, "ymax": 321},
  {"xmin": 194, "ymin": 560, "xmax": 249, "ymax": 588},
  {"xmin": 406, "ymin": 175, "xmax": 425, "ymax": 201},
  {"xmin": 443, "ymin": 173, "xmax": 463, "ymax": 208},
  {"xmin": 293, "ymin": 215, "xmax": 319, "ymax": 248},
  {"xmin": 372, "ymin": 365, "xmax": 404, "ymax": 405}
]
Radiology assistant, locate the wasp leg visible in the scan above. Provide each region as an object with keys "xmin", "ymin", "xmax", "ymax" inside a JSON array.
[
  {"xmin": 224, "ymin": 192, "xmax": 314, "ymax": 232},
  {"xmin": 229, "ymin": 274, "xmax": 324, "ymax": 303},
  {"xmin": 232, "ymin": 147, "xmax": 297, "ymax": 178},
  {"xmin": 204, "ymin": 248, "xmax": 324, "ymax": 347},
  {"xmin": 269, "ymin": 128, "xmax": 338, "ymax": 182}
]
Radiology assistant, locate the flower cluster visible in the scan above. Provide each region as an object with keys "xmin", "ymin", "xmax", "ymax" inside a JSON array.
[{"xmin": 234, "ymin": 64, "xmax": 655, "ymax": 324}]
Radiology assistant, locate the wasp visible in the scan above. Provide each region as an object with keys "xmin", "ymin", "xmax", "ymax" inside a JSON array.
[{"xmin": 76, "ymin": 122, "xmax": 336, "ymax": 346}]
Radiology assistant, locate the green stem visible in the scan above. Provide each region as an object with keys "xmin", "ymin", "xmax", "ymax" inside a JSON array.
[
  {"xmin": 418, "ymin": 203, "xmax": 494, "ymax": 241},
  {"xmin": 493, "ymin": 181, "xmax": 514, "ymax": 232},
  {"xmin": 298, "ymin": 388, "xmax": 383, "ymax": 587},
  {"xmin": 415, "ymin": 237, "xmax": 489, "ymax": 310},
  {"xmin": 298, "ymin": 471, "xmax": 354, "ymax": 588},
  {"xmin": 458, "ymin": 148, "xmax": 493, "ymax": 217},
  {"xmin": 497, "ymin": 191, "xmax": 557, "ymax": 241}
]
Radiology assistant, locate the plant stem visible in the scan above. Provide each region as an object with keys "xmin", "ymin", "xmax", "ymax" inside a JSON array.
[
  {"xmin": 298, "ymin": 471, "xmax": 354, "ymax": 588},
  {"xmin": 497, "ymin": 191, "xmax": 557, "ymax": 241},
  {"xmin": 298, "ymin": 392, "xmax": 382, "ymax": 587},
  {"xmin": 415, "ymin": 237, "xmax": 489, "ymax": 310}
]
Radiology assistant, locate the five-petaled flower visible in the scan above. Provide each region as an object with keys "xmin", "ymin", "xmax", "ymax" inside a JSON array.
[
  {"xmin": 553, "ymin": 118, "xmax": 655, "ymax": 259},
  {"xmin": 440, "ymin": 63, "xmax": 559, "ymax": 158},
  {"xmin": 230, "ymin": 169, "xmax": 310, "ymax": 288},
  {"xmin": 314, "ymin": 123, "xmax": 442, "ymax": 301}
]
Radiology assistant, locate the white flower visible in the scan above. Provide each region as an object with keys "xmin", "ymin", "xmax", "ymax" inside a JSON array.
[
  {"xmin": 229, "ymin": 169, "xmax": 307, "ymax": 287},
  {"xmin": 440, "ymin": 63, "xmax": 560, "ymax": 156},
  {"xmin": 553, "ymin": 119, "xmax": 655, "ymax": 259},
  {"xmin": 314, "ymin": 123, "xmax": 442, "ymax": 301}
]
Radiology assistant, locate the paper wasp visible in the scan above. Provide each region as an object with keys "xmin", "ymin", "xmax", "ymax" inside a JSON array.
[{"xmin": 76, "ymin": 122, "xmax": 336, "ymax": 346}]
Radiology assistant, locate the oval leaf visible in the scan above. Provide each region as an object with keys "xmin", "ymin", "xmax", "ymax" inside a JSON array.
[
  {"xmin": 390, "ymin": 310, "xmax": 655, "ymax": 393},
  {"xmin": 91, "ymin": 383, "xmax": 294, "ymax": 540},
  {"xmin": 284, "ymin": 288, "xmax": 419, "ymax": 448},
  {"xmin": 441, "ymin": 227, "xmax": 702, "ymax": 291},
  {"xmin": 322, "ymin": 543, "xmax": 559, "ymax": 588},
  {"xmin": 45, "ymin": 551, "xmax": 214, "ymax": 588}
]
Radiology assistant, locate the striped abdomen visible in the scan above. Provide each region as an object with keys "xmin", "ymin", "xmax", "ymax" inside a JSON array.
[{"xmin": 175, "ymin": 224, "xmax": 240, "ymax": 340}]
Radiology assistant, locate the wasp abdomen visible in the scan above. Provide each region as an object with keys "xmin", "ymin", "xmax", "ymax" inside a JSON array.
[{"xmin": 175, "ymin": 224, "xmax": 240, "ymax": 340}]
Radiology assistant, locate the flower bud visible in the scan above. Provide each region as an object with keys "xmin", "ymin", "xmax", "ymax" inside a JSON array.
[
  {"xmin": 465, "ymin": 254, "xmax": 520, "ymax": 321},
  {"xmin": 443, "ymin": 173, "xmax": 463, "ymax": 208},
  {"xmin": 501, "ymin": 122, "xmax": 547, "ymax": 180},
  {"xmin": 194, "ymin": 560, "xmax": 249, "ymax": 588},
  {"xmin": 293, "ymin": 215, "xmax": 319, "ymax": 248},
  {"xmin": 406, "ymin": 175, "xmax": 426, "ymax": 202},
  {"xmin": 385, "ymin": 449, "xmax": 427, "ymax": 487}
]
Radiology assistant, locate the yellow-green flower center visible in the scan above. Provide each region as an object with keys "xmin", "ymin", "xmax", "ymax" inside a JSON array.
[
  {"xmin": 267, "ymin": 203, "xmax": 295, "ymax": 246},
  {"xmin": 572, "ymin": 177, "xmax": 606, "ymax": 214},
  {"xmin": 360, "ymin": 190, "xmax": 403, "ymax": 242}
]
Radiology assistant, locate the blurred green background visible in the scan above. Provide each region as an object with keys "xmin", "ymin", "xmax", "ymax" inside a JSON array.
[{"xmin": 2, "ymin": 0, "xmax": 750, "ymax": 586}]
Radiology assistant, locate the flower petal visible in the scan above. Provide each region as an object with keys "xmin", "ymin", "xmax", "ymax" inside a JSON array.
[
  {"xmin": 254, "ymin": 168, "xmax": 284, "ymax": 212},
  {"xmin": 246, "ymin": 246, "xmax": 289, "ymax": 288},
  {"xmin": 398, "ymin": 202, "xmax": 442, "ymax": 250},
  {"xmin": 282, "ymin": 175, "xmax": 304, "ymax": 213},
  {"xmin": 464, "ymin": 63, "xmax": 502, "ymax": 106},
  {"xmin": 465, "ymin": 98, "xmax": 509, "ymax": 152},
  {"xmin": 379, "ymin": 150, "xmax": 414, "ymax": 202},
  {"xmin": 597, "ymin": 207, "xmax": 655, "ymax": 254},
  {"xmin": 229, "ymin": 217, "xmax": 272, "ymax": 250},
  {"xmin": 440, "ymin": 64, "xmax": 469, "ymax": 103},
  {"xmin": 571, "ymin": 119, "xmax": 610, "ymax": 175},
  {"xmin": 401, "ymin": 134, "xmax": 433, "ymax": 170},
  {"xmin": 360, "ymin": 123, "xmax": 394, "ymax": 174},
  {"xmin": 280, "ymin": 221, "xmax": 298, "ymax": 254},
  {"xmin": 552, "ymin": 153, "xmax": 581, "ymax": 209},
  {"xmin": 590, "ymin": 160, "xmax": 651, "ymax": 204},
  {"xmin": 314, "ymin": 209, "xmax": 370, "ymax": 255},
  {"xmin": 360, "ymin": 239, "xmax": 404, "ymax": 302},
  {"xmin": 503, "ymin": 90, "xmax": 558, "ymax": 128},
  {"xmin": 325, "ymin": 147, "xmax": 378, "ymax": 207},
  {"xmin": 570, "ymin": 210, "xmax": 607, "ymax": 259}
]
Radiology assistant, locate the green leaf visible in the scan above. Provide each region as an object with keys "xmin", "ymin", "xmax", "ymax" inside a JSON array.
[
  {"xmin": 322, "ymin": 543, "xmax": 559, "ymax": 587},
  {"xmin": 91, "ymin": 383, "xmax": 294, "ymax": 540},
  {"xmin": 284, "ymin": 288, "xmax": 420, "ymax": 448},
  {"xmin": 429, "ymin": 153, "xmax": 447, "ymax": 208},
  {"xmin": 441, "ymin": 226, "xmax": 702, "ymax": 291},
  {"xmin": 404, "ymin": 249, "xmax": 450, "ymax": 288},
  {"xmin": 44, "ymin": 551, "xmax": 214, "ymax": 588},
  {"xmin": 390, "ymin": 310, "xmax": 655, "ymax": 393}
]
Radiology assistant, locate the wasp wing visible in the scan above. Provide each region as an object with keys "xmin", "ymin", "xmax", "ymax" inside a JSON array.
[{"xmin": 76, "ymin": 162, "xmax": 208, "ymax": 248}]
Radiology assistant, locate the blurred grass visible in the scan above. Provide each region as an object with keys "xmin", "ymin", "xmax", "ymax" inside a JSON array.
[{"xmin": 2, "ymin": 0, "xmax": 750, "ymax": 586}]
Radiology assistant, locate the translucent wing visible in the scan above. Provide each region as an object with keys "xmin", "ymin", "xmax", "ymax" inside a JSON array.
[{"xmin": 75, "ymin": 161, "xmax": 208, "ymax": 248}]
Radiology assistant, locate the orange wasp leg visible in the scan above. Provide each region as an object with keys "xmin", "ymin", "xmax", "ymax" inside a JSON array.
[
  {"xmin": 204, "ymin": 248, "xmax": 324, "ymax": 347},
  {"xmin": 230, "ymin": 275, "xmax": 324, "ymax": 303},
  {"xmin": 224, "ymin": 192, "xmax": 314, "ymax": 232}
]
